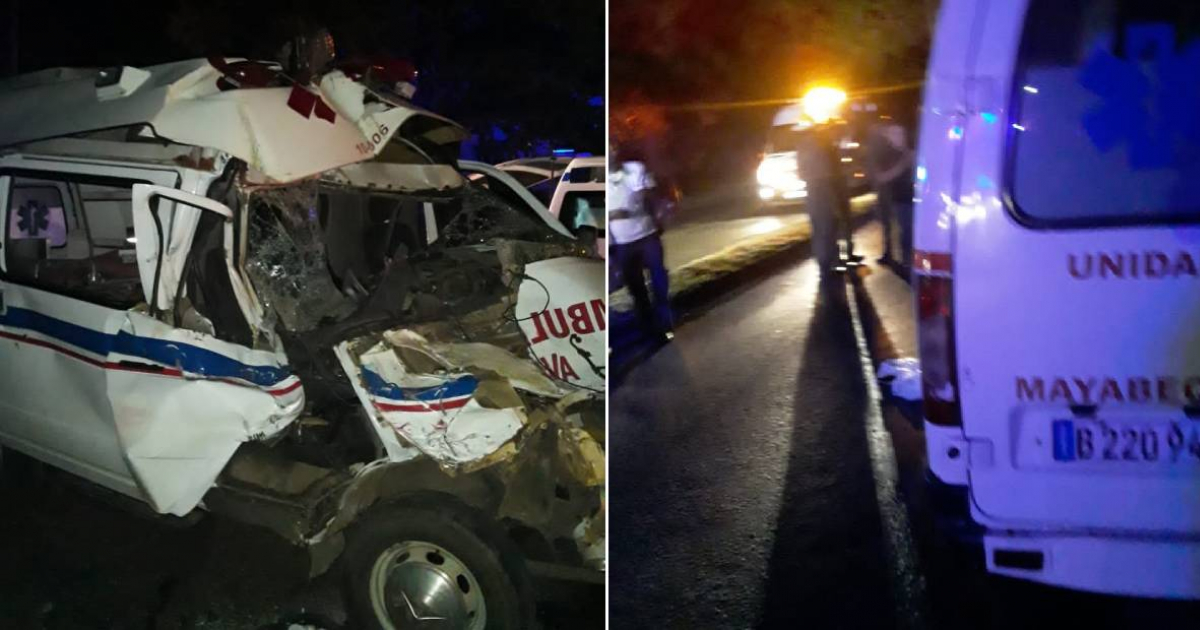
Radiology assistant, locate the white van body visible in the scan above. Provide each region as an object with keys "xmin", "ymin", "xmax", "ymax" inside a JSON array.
[
  {"xmin": 0, "ymin": 58, "xmax": 605, "ymax": 627},
  {"xmin": 915, "ymin": 0, "xmax": 1200, "ymax": 598},
  {"xmin": 758, "ymin": 105, "xmax": 867, "ymax": 205}
]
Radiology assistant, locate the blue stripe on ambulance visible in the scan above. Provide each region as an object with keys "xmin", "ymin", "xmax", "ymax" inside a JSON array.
[
  {"xmin": 0, "ymin": 306, "xmax": 292, "ymax": 387},
  {"xmin": 361, "ymin": 368, "xmax": 478, "ymax": 402}
]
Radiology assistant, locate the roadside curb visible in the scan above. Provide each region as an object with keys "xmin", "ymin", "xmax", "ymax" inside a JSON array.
[{"xmin": 611, "ymin": 197, "xmax": 875, "ymax": 316}]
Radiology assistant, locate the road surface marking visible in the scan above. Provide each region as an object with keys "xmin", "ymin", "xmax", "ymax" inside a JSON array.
[{"xmin": 846, "ymin": 279, "xmax": 928, "ymax": 628}]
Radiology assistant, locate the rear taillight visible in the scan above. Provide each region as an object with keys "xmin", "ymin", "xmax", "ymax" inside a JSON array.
[{"xmin": 916, "ymin": 255, "xmax": 961, "ymax": 427}]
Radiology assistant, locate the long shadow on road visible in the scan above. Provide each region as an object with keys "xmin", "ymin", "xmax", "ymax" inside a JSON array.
[{"xmin": 755, "ymin": 277, "xmax": 898, "ymax": 629}]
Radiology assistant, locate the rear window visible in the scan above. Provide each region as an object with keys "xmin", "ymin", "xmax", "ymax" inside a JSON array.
[
  {"xmin": 507, "ymin": 170, "xmax": 548, "ymax": 187},
  {"xmin": 1010, "ymin": 0, "xmax": 1200, "ymax": 224}
]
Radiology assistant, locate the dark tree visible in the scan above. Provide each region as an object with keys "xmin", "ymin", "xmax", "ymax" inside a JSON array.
[{"xmin": 611, "ymin": 0, "xmax": 938, "ymax": 191}]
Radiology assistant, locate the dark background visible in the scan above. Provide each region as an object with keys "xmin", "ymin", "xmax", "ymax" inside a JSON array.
[
  {"xmin": 0, "ymin": 0, "xmax": 604, "ymax": 163},
  {"xmin": 609, "ymin": 0, "xmax": 937, "ymax": 192}
]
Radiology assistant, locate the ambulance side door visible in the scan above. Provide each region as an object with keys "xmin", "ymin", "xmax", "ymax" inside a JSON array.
[{"xmin": 0, "ymin": 161, "xmax": 180, "ymax": 498}]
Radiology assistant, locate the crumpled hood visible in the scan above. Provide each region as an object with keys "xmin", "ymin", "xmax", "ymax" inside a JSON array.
[
  {"xmin": 333, "ymin": 254, "xmax": 607, "ymax": 469},
  {"xmin": 0, "ymin": 58, "xmax": 468, "ymax": 184}
]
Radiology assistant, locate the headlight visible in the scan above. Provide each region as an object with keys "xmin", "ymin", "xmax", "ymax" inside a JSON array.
[{"xmin": 756, "ymin": 153, "xmax": 806, "ymax": 193}]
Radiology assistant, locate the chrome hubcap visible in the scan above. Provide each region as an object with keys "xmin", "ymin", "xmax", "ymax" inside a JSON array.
[{"xmin": 368, "ymin": 541, "xmax": 486, "ymax": 629}]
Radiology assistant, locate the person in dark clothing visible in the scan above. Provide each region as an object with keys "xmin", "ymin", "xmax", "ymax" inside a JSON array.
[
  {"xmin": 798, "ymin": 122, "xmax": 858, "ymax": 276},
  {"xmin": 866, "ymin": 121, "xmax": 914, "ymax": 267}
]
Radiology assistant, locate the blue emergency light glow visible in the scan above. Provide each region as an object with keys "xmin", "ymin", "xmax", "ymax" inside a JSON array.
[
  {"xmin": 552, "ymin": 148, "xmax": 575, "ymax": 155},
  {"xmin": 980, "ymin": 111, "xmax": 998, "ymax": 124}
]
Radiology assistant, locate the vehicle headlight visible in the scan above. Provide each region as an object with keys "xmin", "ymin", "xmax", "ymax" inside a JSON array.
[{"xmin": 756, "ymin": 154, "xmax": 806, "ymax": 193}]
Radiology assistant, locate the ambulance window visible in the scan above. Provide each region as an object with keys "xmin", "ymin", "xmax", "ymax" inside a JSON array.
[
  {"xmin": 1010, "ymin": 0, "xmax": 1200, "ymax": 224},
  {"xmin": 561, "ymin": 191, "xmax": 605, "ymax": 237},
  {"xmin": 5, "ymin": 175, "xmax": 143, "ymax": 308}
]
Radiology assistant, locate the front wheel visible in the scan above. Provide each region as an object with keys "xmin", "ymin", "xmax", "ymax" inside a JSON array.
[{"xmin": 342, "ymin": 504, "xmax": 535, "ymax": 630}]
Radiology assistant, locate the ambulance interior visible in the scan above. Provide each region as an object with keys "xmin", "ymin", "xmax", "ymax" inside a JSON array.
[{"xmin": 6, "ymin": 175, "xmax": 142, "ymax": 308}]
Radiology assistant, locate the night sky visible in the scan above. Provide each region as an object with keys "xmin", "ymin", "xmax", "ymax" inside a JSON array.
[{"xmin": 0, "ymin": 0, "xmax": 604, "ymax": 162}]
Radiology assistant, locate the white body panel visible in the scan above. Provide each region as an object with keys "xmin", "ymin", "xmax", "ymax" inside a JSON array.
[
  {"xmin": 548, "ymin": 156, "xmax": 606, "ymax": 220},
  {"xmin": 918, "ymin": 0, "xmax": 1200, "ymax": 598},
  {"xmin": 0, "ymin": 157, "xmax": 304, "ymax": 515}
]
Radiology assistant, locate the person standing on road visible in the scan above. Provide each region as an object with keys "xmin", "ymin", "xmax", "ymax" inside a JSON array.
[
  {"xmin": 796, "ymin": 122, "xmax": 854, "ymax": 277},
  {"xmin": 609, "ymin": 147, "xmax": 675, "ymax": 343},
  {"xmin": 866, "ymin": 120, "xmax": 915, "ymax": 268}
]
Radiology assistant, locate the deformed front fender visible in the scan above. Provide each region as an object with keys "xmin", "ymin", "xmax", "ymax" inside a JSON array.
[{"xmin": 302, "ymin": 457, "xmax": 504, "ymax": 576}]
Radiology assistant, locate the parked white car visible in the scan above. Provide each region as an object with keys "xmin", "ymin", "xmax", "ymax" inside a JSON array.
[
  {"xmin": 495, "ymin": 156, "xmax": 573, "ymax": 206},
  {"xmin": 547, "ymin": 156, "xmax": 606, "ymax": 258},
  {"xmin": 915, "ymin": 0, "xmax": 1200, "ymax": 599},
  {"xmin": 0, "ymin": 58, "xmax": 605, "ymax": 628}
]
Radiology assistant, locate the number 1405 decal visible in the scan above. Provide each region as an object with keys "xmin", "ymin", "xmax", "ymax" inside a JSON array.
[{"xmin": 355, "ymin": 123, "xmax": 390, "ymax": 155}]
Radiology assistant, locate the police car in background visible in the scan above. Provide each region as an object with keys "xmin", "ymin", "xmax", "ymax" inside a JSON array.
[
  {"xmin": 495, "ymin": 156, "xmax": 572, "ymax": 207},
  {"xmin": 915, "ymin": 0, "xmax": 1200, "ymax": 599}
]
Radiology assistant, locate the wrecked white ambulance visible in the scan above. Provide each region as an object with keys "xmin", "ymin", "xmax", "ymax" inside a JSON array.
[{"xmin": 0, "ymin": 58, "xmax": 605, "ymax": 628}]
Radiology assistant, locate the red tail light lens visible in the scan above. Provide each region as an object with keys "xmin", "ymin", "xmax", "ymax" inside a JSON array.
[{"xmin": 917, "ymin": 271, "xmax": 962, "ymax": 427}]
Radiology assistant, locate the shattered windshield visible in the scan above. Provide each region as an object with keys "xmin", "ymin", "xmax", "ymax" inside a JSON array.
[
  {"xmin": 244, "ymin": 178, "xmax": 568, "ymax": 332},
  {"xmin": 436, "ymin": 178, "xmax": 566, "ymax": 246}
]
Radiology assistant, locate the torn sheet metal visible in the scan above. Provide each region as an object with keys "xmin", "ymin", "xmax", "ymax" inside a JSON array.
[
  {"xmin": 0, "ymin": 59, "xmax": 468, "ymax": 184},
  {"xmin": 0, "ymin": 283, "xmax": 303, "ymax": 516},
  {"xmin": 109, "ymin": 311, "xmax": 304, "ymax": 515},
  {"xmin": 418, "ymin": 338, "xmax": 566, "ymax": 399},
  {"xmin": 340, "ymin": 331, "xmax": 549, "ymax": 467},
  {"xmin": 516, "ymin": 257, "xmax": 607, "ymax": 392},
  {"xmin": 322, "ymin": 161, "xmax": 464, "ymax": 193},
  {"xmin": 558, "ymin": 426, "xmax": 605, "ymax": 488}
]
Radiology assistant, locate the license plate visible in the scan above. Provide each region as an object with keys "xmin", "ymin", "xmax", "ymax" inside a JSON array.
[{"xmin": 1052, "ymin": 419, "xmax": 1200, "ymax": 464}]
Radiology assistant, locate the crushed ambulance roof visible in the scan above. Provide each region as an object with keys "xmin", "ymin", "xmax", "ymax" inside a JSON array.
[{"xmin": 0, "ymin": 59, "xmax": 469, "ymax": 184}]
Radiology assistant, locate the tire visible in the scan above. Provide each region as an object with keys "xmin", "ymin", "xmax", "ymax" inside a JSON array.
[{"xmin": 342, "ymin": 502, "xmax": 535, "ymax": 630}]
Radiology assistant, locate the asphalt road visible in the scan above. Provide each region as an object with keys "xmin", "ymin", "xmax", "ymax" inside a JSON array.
[
  {"xmin": 661, "ymin": 182, "xmax": 809, "ymax": 271},
  {"xmin": 609, "ymin": 222, "xmax": 1200, "ymax": 629},
  {"xmin": 0, "ymin": 457, "xmax": 602, "ymax": 629},
  {"xmin": 662, "ymin": 213, "xmax": 809, "ymax": 270}
]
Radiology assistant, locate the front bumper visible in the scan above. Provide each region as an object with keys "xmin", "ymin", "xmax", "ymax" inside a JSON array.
[{"xmin": 757, "ymin": 185, "xmax": 807, "ymax": 203}]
